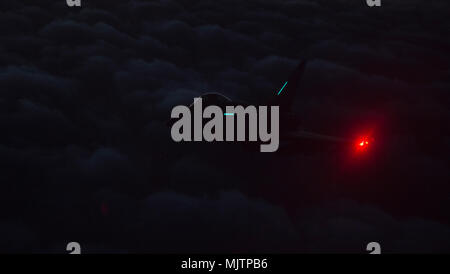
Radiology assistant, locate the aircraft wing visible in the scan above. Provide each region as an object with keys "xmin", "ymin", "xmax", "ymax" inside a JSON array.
[{"xmin": 286, "ymin": 130, "xmax": 349, "ymax": 143}]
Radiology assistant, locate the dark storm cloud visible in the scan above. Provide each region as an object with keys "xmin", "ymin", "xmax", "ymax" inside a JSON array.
[
  {"xmin": 77, "ymin": 147, "xmax": 136, "ymax": 185},
  {"xmin": 0, "ymin": 0, "xmax": 449, "ymax": 253},
  {"xmin": 139, "ymin": 194, "xmax": 450, "ymax": 253},
  {"xmin": 0, "ymin": 222, "xmax": 36, "ymax": 253},
  {"xmin": 137, "ymin": 191, "xmax": 298, "ymax": 252},
  {"xmin": 295, "ymin": 200, "xmax": 450, "ymax": 253},
  {"xmin": 115, "ymin": 59, "xmax": 201, "ymax": 94},
  {"xmin": 0, "ymin": 66, "xmax": 74, "ymax": 100},
  {"xmin": 40, "ymin": 191, "xmax": 450, "ymax": 253}
]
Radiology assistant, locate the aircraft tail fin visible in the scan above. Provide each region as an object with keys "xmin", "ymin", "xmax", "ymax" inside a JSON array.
[{"xmin": 269, "ymin": 60, "xmax": 307, "ymax": 111}]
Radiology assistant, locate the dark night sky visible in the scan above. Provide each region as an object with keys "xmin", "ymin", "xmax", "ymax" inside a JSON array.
[{"xmin": 0, "ymin": 0, "xmax": 449, "ymax": 253}]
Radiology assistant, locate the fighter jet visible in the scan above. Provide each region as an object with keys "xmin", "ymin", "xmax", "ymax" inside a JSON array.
[{"xmin": 168, "ymin": 60, "xmax": 374, "ymax": 155}]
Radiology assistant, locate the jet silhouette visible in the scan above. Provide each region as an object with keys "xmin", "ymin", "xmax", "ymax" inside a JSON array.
[{"xmin": 168, "ymin": 60, "xmax": 373, "ymax": 155}]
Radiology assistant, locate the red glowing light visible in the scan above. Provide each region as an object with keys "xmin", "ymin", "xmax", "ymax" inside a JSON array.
[{"xmin": 356, "ymin": 137, "xmax": 371, "ymax": 151}]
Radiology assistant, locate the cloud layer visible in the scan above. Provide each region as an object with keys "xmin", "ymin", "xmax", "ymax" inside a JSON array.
[{"xmin": 0, "ymin": 0, "xmax": 449, "ymax": 253}]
